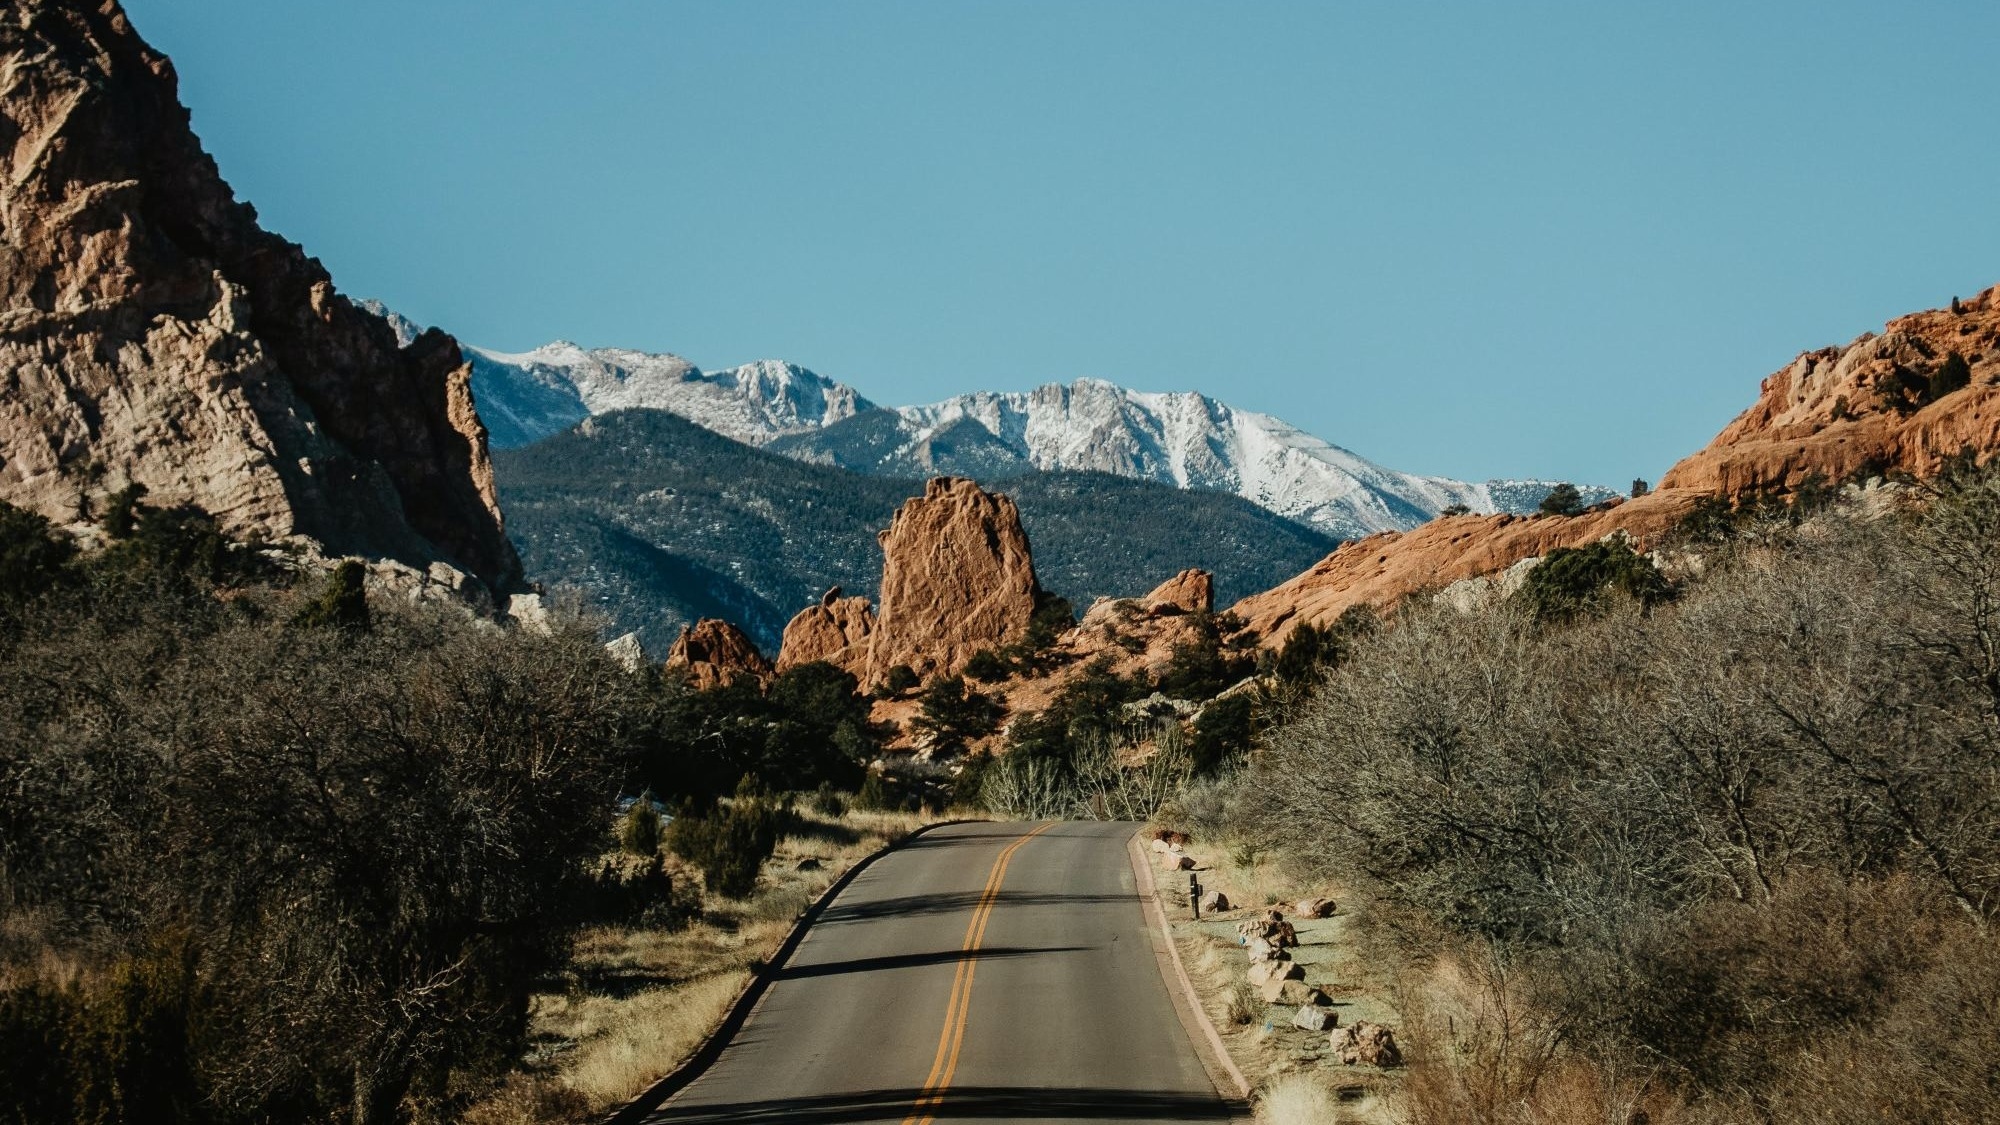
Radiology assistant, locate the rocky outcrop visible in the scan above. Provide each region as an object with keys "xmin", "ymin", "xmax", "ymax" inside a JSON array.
[
  {"xmin": 0, "ymin": 2, "xmax": 518, "ymax": 596},
  {"xmin": 776, "ymin": 587, "xmax": 878, "ymax": 673},
  {"xmin": 665, "ymin": 618, "xmax": 774, "ymax": 691},
  {"xmin": 870, "ymin": 477, "xmax": 1040, "ymax": 683},
  {"xmin": 1230, "ymin": 286, "xmax": 2000, "ymax": 643},
  {"xmin": 775, "ymin": 479, "xmax": 1043, "ymax": 688},
  {"xmin": 1144, "ymin": 568, "xmax": 1213, "ymax": 615},
  {"xmin": 1660, "ymin": 287, "xmax": 2000, "ymax": 495}
]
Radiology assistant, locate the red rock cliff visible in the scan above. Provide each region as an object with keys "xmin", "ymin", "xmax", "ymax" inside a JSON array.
[
  {"xmin": 774, "ymin": 478, "xmax": 1043, "ymax": 688},
  {"xmin": 0, "ymin": 1, "xmax": 518, "ymax": 595},
  {"xmin": 1230, "ymin": 285, "xmax": 2000, "ymax": 642}
]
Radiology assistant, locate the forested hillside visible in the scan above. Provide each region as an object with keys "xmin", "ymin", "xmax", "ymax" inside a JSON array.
[{"xmin": 495, "ymin": 409, "xmax": 1337, "ymax": 651}]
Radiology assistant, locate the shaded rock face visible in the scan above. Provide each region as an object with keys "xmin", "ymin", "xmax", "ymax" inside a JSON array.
[
  {"xmin": 1230, "ymin": 286, "xmax": 2000, "ymax": 644},
  {"xmin": 776, "ymin": 586, "xmax": 877, "ymax": 674},
  {"xmin": 665, "ymin": 618, "xmax": 774, "ymax": 691},
  {"xmin": 0, "ymin": 2, "xmax": 518, "ymax": 595},
  {"xmin": 1143, "ymin": 568, "xmax": 1213, "ymax": 615},
  {"xmin": 869, "ymin": 477, "xmax": 1040, "ymax": 684},
  {"xmin": 774, "ymin": 478, "xmax": 1041, "ymax": 688}
]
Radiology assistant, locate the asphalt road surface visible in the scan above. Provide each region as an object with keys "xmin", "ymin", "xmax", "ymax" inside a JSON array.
[{"xmin": 644, "ymin": 820, "xmax": 1236, "ymax": 1124}]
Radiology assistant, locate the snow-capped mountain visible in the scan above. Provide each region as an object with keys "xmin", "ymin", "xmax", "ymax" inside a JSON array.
[
  {"xmin": 360, "ymin": 302, "xmax": 1611, "ymax": 539},
  {"xmin": 773, "ymin": 380, "xmax": 1613, "ymax": 539},
  {"xmin": 361, "ymin": 307, "xmax": 875, "ymax": 450},
  {"xmin": 464, "ymin": 343, "xmax": 875, "ymax": 451}
]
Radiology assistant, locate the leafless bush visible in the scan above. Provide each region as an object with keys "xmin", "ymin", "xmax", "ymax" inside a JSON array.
[
  {"xmin": 0, "ymin": 587, "xmax": 643, "ymax": 1124},
  {"xmin": 1247, "ymin": 473, "xmax": 2000, "ymax": 1122}
]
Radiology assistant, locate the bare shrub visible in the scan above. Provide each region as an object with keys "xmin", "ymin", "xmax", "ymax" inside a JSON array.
[{"xmin": 1246, "ymin": 471, "xmax": 2000, "ymax": 1123}]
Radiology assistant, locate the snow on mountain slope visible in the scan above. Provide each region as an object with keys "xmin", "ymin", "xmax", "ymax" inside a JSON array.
[
  {"xmin": 357, "ymin": 302, "xmax": 1610, "ymax": 539},
  {"xmin": 466, "ymin": 342, "xmax": 876, "ymax": 450},
  {"xmin": 782, "ymin": 379, "xmax": 1616, "ymax": 539},
  {"xmin": 355, "ymin": 307, "xmax": 875, "ymax": 450}
]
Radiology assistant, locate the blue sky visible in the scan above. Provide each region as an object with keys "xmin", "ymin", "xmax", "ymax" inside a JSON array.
[{"xmin": 124, "ymin": 1, "xmax": 1999, "ymax": 487}]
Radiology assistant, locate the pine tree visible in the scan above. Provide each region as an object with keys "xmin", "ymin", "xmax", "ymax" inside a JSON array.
[{"xmin": 1539, "ymin": 483, "xmax": 1584, "ymax": 517}]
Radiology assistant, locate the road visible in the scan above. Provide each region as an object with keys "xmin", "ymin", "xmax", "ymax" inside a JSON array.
[{"xmin": 644, "ymin": 820, "xmax": 1236, "ymax": 1124}]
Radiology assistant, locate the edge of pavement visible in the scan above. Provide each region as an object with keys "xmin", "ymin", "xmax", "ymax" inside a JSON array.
[
  {"xmin": 1126, "ymin": 826, "xmax": 1255, "ymax": 1109},
  {"xmin": 603, "ymin": 817, "xmax": 986, "ymax": 1125}
]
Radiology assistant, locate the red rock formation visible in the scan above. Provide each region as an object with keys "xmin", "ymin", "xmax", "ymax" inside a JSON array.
[
  {"xmin": 1144, "ymin": 569, "xmax": 1214, "ymax": 615},
  {"xmin": 0, "ymin": 2, "xmax": 518, "ymax": 596},
  {"xmin": 868, "ymin": 477, "xmax": 1041, "ymax": 684},
  {"xmin": 776, "ymin": 586, "xmax": 878, "ymax": 674},
  {"xmin": 665, "ymin": 619, "xmax": 774, "ymax": 691},
  {"xmin": 1229, "ymin": 286, "xmax": 2000, "ymax": 643},
  {"xmin": 776, "ymin": 479, "xmax": 1043, "ymax": 689}
]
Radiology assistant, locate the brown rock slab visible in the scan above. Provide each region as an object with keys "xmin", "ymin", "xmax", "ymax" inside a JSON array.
[
  {"xmin": 1330, "ymin": 1021, "xmax": 1402, "ymax": 1068},
  {"xmin": 1248, "ymin": 960, "xmax": 1304, "ymax": 986},
  {"xmin": 1291, "ymin": 1004, "xmax": 1339, "ymax": 1032},
  {"xmin": 777, "ymin": 586, "xmax": 878, "ymax": 675},
  {"xmin": 1143, "ymin": 568, "xmax": 1214, "ymax": 615},
  {"xmin": 665, "ymin": 619, "xmax": 774, "ymax": 691}
]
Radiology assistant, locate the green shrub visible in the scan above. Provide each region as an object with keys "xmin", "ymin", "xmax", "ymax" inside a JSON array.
[
  {"xmin": 809, "ymin": 782, "xmax": 847, "ymax": 818},
  {"xmin": 664, "ymin": 795, "xmax": 784, "ymax": 900},
  {"xmin": 290, "ymin": 560, "xmax": 370, "ymax": 633},
  {"xmin": 1190, "ymin": 694, "xmax": 1254, "ymax": 776},
  {"xmin": 1517, "ymin": 538, "xmax": 1671, "ymax": 622},
  {"xmin": 0, "ymin": 499, "xmax": 75, "ymax": 609},
  {"xmin": 912, "ymin": 675, "xmax": 1004, "ymax": 755},
  {"xmin": 964, "ymin": 649, "xmax": 1010, "ymax": 683},
  {"xmin": 1538, "ymin": 482, "xmax": 1584, "ymax": 517},
  {"xmin": 618, "ymin": 794, "xmax": 663, "ymax": 855},
  {"xmin": 880, "ymin": 664, "xmax": 920, "ymax": 696}
]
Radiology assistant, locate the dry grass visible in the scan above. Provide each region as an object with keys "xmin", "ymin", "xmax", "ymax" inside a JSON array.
[
  {"xmin": 460, "ymin": 801, "xmax": 944, "ymax": 1124},
  {"xmin": 557, "ymin": 971, "xmax": 747, "ymax": 1107},
  {"xmin": 1146, "ymin": 827, "xmax": 1403, "ymax": 1125},
  {"xmin": 1395, "ymin": 945, "xmax": 1677, "ymax": 1125},
  {"xmin": 1257, "ymin": 1073, "xmax": 1342, "ymax": 1125}
]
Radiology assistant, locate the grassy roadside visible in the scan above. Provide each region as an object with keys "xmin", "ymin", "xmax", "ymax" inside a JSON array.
[
  {"xmin": 1139, "ymin": 832, "xmax": 1404, "ymax": 1125},
  {"xmin": 465, "ymin": 805, "xmax": 941, "ymax": 1124}
]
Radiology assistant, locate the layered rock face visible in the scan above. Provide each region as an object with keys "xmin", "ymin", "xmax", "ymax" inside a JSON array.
[
  {"xmin": 0, "ymin": 2, "xmax": 518, "ymax": 595},
  {"xmin": 665, "ymin": 619, "xmax": 774, "ymax": 691},
  {"xmin": 774, "ymin": 477, "xmax": 1042, "ymax": 688},
  {"xmin": 1144, "ymin": 568, "xmax": 1214, "ymax": 615},
  {"xmin": 870, "ymin": 477, "xmax": 1040, "ymax": 683},
  {"xmin": 1229, "ymin": 286, "xmax": 2000, "ymax": 642},
  {"xmin": 776, "ymin": 587, "xmax": 877, "ymax": 674}
]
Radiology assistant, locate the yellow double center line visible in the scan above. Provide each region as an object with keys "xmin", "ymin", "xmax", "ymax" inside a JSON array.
[{"xmin": 901, "ymin": 821, "xmax": 1057, "ymax": 1125}]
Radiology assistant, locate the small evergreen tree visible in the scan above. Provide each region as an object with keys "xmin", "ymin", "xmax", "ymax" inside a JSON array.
[
  {"xmin": 1538, "ymin": 483, "xmax": 1585, "ymax": 517},
  {"xmin": 291, "ymin": 561, "xmax": 370, "ymax": 632},
  {"xmin": 1630, "ymin": 478, "xmax": 1650, "ymax": 498},
  {"xmin": 964, "ymin": 649, "xmax": 1010, "ymax": 683},
  {"xmin": 880, "ymin": 664, "xmax": 920, "ymax": 697},
  {"xmin": 1189, "ymin": 694, "xmax": 1255, "ymax": 775},
  {"xmin": 618, "ymin": 794, "xmax": 663, "ymax": 856},
  {"xmin": 1518, "ymin": 538, "xmax": 1672, "ymax": 622},
  {"xmin": 913, "ymin": 675, "xmax": 1005, "ymax": 755}
]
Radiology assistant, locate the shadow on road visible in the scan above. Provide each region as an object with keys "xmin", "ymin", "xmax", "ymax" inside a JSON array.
[
  {"xmin": 820, "ymin": 889, "xmax": 1133, "ymax": 926},
  {"xmin": 647, "ymin": 1083, "xmax": 1234, "ymax": 1122},
  {"xmin": 776, "ymin": 944, "xmax": 1087, "ymax": 981}
]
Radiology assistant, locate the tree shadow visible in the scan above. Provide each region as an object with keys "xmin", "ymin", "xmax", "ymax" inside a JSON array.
[
  {"xmin": 777, "ymin": 944, "xmax": 1087, "ymax": 981},
  {"xmin": 648, "ymin": 1083, "xmax": 1235, "ymax": 1122},
  {"xmin": 819, "ymin": 889, "xmax": 1135, "ymax": 926}
]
